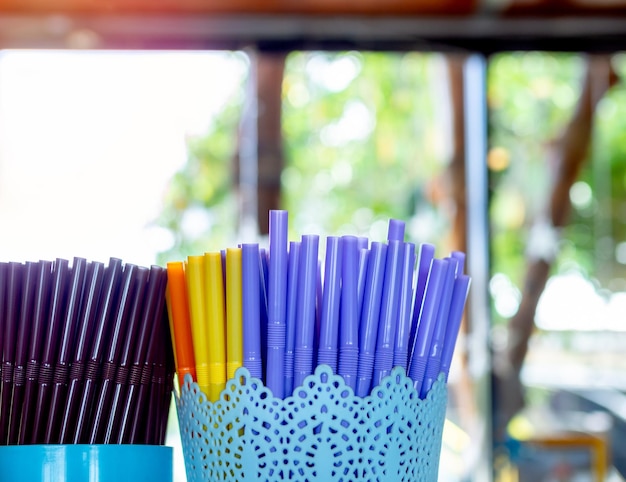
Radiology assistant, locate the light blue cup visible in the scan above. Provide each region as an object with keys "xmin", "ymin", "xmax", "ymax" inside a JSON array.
[
  {"xmin": 0, "ymin": 444, "xmax": 172, "ymax": 482},
  {"xmin": 177, "ymin": 365, "xmax": 448, "ymax": 482}
]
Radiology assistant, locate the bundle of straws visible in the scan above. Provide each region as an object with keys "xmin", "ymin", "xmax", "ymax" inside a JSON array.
[
  {"xmin": 167, "ymin": 210, "xmax": 470, "ymax": 401},
  {"xmin": 0, "ymin": 257, "xmax": 174, "ymax": 445}
]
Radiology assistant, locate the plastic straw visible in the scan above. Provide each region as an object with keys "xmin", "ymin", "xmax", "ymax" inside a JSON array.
[
  {"xmin": 393, "ymin": 243, "xmax": 416, "ymax": 371},
  {"xmin": 45, "ymin": 257, "xmax": 88, "ymax": 444},
  {"xmin": 338, "ymin": 235, "xmax": 359, "ymax": 391},
  {"xmin": 387, "ymin": 218, "xmax": 406, "ymax": 242},
  {"xmin": 372, "ymin": 240, "xmax": 405, "ymax": 388},
  {"xmin": 266, "ymin": 210, "xmax": 288, "ymax": 398},
  {"xmin": 0, "ymin": 262, "xmax": 22, "ymax": 444},
  {"xmin": 89, "ymin": 263, "xmax": 139, "ymax": 444},
  {"xmin": 204, "ymin": 252, "xmax": 226, "ymax": 402},
  {"xmin": 31, "ymin": 258, "xmax": 69, "ymax": 444},
  {"xmin": 293, "ymin": 234, "xmax": 319, "ymax": 392},
  {"xmin": 408, "ymin": 258, "xmax": 445, "ymax": 396},
  {"xmin": 19, "ymin": 259, "xmax": 53, "ymax": 444},
  {"xmin": 284, "ymin": 241, "xmax": 300, "ymax": 395},
  {"xmin": 185, "ymin": 255, "xmax": 209, "ymax": 397},
  {"xmin": 440, "ymin": 275, "xmax": 471, "ymax": 381},
  {"xmin": 317, "ymin": 236, "xmax": 342, "ymax": 373},
  {"xmin": 120, "ymin": 266, "xmax": 166, "ymax": 444},
  {"xmin": 9, "ymin": 261, "xmax": 39, "ymax": 444},
  {"xmin": 421, "ymin": 258, "xmax": 457, "ymax": 398},
  {"xmin": 407, "ymin": 243, "xmax": 435, "ymax": 377},
  {"xmin": 226, "ymin": 248, "xmax": 243, "ymax": 380},
  {"xmin": 73, "ymin": 258, "xmax": 123, "ymax": 443},
  {"xmin": 104, "ymin": 266, "xmax": 149, "ymax": 444},
  {"xmin": 356, "ymin": 242, "xmax": 387, "ymax": 397},
  {"xmin": 165, "ymin": 261, "xmax": 196, "ymax": 385},
  {"xmin": 242, "ymin": 244, "xmax": 262, "ymax": 379}
]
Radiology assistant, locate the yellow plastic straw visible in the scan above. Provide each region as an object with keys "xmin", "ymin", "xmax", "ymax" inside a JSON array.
[
  {"xmin": 226, "ymin": 248, "xmax": 243, "ymax": 380},
  {"xmin": 185, "ymin": 255, "xmax": 210, "ymax": 397},
  {"xmin": 204, "ymin": 252, "xmax": 227, "ymax": 402}
]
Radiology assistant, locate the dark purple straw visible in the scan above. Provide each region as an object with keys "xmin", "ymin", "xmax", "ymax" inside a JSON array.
[
  {"xmin": 104, "ymin": 266, "xmax": 149, "ymax": 444},
  {"xmin": 266, "ymin": 210, "xmax": 288, "ymax": 398},
  {"xmin": 141, "ymin": 305, "xmax": 167, "ymax": 445},
  {"xmin": 30, "ymin": 258, "xmax": 69, "ymax": 444},
  {"xmin": 0, "ymin": 263, "xmax": 8, "ymax": 442},
  {"xmin": 293, "ymin": 234, "xmax": 319, "ymax": 392},
  {"xmin": 372, "ymin": 240, "xmax": 405, "ymax": 388},
  {"xmin": 59, "ymin": 260, "xmax": 105, "ymax": 444},
  {"xmin": 317, "ymin": 236, "xmax": 342, "ymax": 373},
  {"xmin": 421, "ymin": 258, "xmax": 457, "ymax": 398},
  {"xmin": 242, "ymin": 244, "xmax": 262, "ymax": 379},
  {"xmin": 45, "ymin": 257, "xmax": 88, "ymax": 444},
  {"xmin": 19, "ymin": 259, "xmax": 53, "ymax": 444},
  {"xmin": 355, "ymin": 242, "xmax": 387, "ymax": 397},
  {"xmin": 118, "ymin": 266, "xmax": 166, "ymax": 444},
  {"xmin": 73, "ymin": 257, "xmax": 123, "ymax": 443},
  {"xmin": 393, "ymin": 243, "xmax": 416, "ymax": 372},
  {"xmin": 0, "ymin": 262, "xmax": 22, "ymax": 444},
  {"xmin": 89, "ymin": 263, "xmax": 139, "ymax": 444},
  {"xmin": 8, "ymin": 261, "xmax": 39, "ymax": 444},
  {"xmin": 127, "ymin": 267, "xmax": 167, "ymax": 444},
  {"xmin": 284, "ymin": 241, "xmax": 300, "ymax": 395},
  {"xmin": 338, "ymin": 235, "xmax": 359, "ymax": 391},
  {"xmin": 440, "ymin": 275, "xmax": 471, "ymax": 381}
]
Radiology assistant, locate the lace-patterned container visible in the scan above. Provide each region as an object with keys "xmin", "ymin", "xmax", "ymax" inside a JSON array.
[{"xmin": 176, "ymin": 365, "xmax": 447, "ymax": 482}]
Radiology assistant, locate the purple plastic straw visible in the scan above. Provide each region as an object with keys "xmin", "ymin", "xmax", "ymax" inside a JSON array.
[
  {"xmin": 293, "ymin": 234, "xmax": 319, "ymax": 392},
  {"xmin": 407, "ymin": 243, "xmax": 435, "ymax": 373},
  {"xmin": 0, "ymin": 262, "xmax": 22, "ymax": 444},
  {"xmin": 393, "ymin": 243, "xmax": 416, "ymax": 371},
  {"xmin": 372, "ymin": 240, "xmax": 405, "ymax": 388},
  {"xmin": 19, "ymin": 259, "xmax": 53, "ymax": 444},
  {"xmin": 118, "ymin": 266, "xmax": 166, "ymax": 444},
  {"xmin": 387, "ymin": 219, "xmax": 406, "ymax": 242},
  {"xmin": 45, "ymin": 257, "xmax": 87, "ymax": 444},
  {"xmin": 103, "ymin": 266, "xmax": 149, "ymax": 444},
  {"xmin": 440, "ymin": 275, "xmax": 471, "ymax": 381},
  {"xmin": 266, "ymin": 210, "xmax": 288, "ymax": 398},
  {"xmin": 357, "ymin": 237, "xmax": 369, "ymax": 251},
  {"xmin": 317, "ymin": 236, "xmax": 342, "ymax": 373},
  {"xmin": 9, "ymin": 261, "xmax": 39, "ymax": 444},
  {"xmin": 284, "ymin": 241, "xmax": 300, "ymax": 395},
  {"xmin": 450, "ymin": 251, "xmax": 466, "ymax": 276},
  {"xmin": 356, "ymin": 248, "xmax": 370, "ymax": 318},
  {"xmin": 420, "ymin": 258, "xmax": 457, "ymax": 398},
  {"xmin": 31, "ymin": 258, "xmax": 69, "ymax": 444},
  {"xmin": 408, "ymin": 258, "xmax": 445, "ymax": 396},
  {"xmin": 74, "ymin": 257, "xmax": 124, "ymax": 443},
  {"xmin": 339, "ymin": 236, "xmax": 359, "ymax": 391},
  {"xmin": 242, "ymin": 243, "xmax": 263, "ymax": 379},
  {"xmin": 355, "ymin": 242, "xmax": 387, "ymax": 397},
  {"xmin": 259, "ymin": 248, "xmax": 269, "ymax": 377},
  {"xmin": 59, "ymin": 260, "xmax": 106, "ymax": 444},
  {"xmin": 89, "ymin": 263, "xmax": 139, "ymax": 444}
]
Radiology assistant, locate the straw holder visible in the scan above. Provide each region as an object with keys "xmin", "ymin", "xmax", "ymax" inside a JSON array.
[{"xmin": 176, "ymin": 365, "xmax": 447, "ymax": 482}]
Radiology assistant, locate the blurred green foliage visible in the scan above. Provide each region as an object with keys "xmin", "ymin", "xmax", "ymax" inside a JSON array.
[
  {"xmin": 156, "ymin": 51, "xmax": 454, "ymax": 264},
  {"xmin": 488, "ymin": 52, "xmax": 626, "ymax": 324},
  {"xmin": 155, "ymin": 50, "xmax": 626, "ymax": 321}
]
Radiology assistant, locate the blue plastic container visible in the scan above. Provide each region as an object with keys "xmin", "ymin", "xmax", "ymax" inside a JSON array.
[
  {"xmin": 0, "ymin": 444, "xmax": 172, "ymax": 482},
  {"xmin": 177, "ymin": 365, "xmax": 447, "ymax": 482}
]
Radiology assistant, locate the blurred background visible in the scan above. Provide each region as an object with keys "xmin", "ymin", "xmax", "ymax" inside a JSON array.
[{"xmin": 1, "ymin": 1, "xmax": 626, "ymax": 481}]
